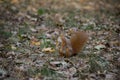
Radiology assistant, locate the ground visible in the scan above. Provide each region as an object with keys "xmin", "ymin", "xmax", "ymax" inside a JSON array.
[{"xmin": 0, "ymin": 0, "xmax": 120, "ymax": 80}]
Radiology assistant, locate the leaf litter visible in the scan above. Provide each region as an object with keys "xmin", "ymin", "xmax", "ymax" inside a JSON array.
[{"xmin": 0, "ymin": 0, "xmax": 120, "ymax": 80}]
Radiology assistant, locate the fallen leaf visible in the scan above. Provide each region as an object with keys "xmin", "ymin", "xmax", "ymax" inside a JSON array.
[
  {"xmin": 42, "ymin": 47, "xmax": 55, "ymax": 53},
  {"xmin": 30, "ymin": 37, "xmax": 40, "ymax": 46},
  {"xmin": 0, "ymin": 68, "xmax": 7, "ymax": 79},
  {"xmin": 30, "ymin": 28, "xmax": 37, "ymax": 32},
  {"xmin": 11, "ymin": 45, "xmax": 17, "ymax": 50},
  {"xmin": 95, "ymin": 44, "xmax": 106, "ymax": 50},
  {"xmin": 105, "ymin": 73, "xmax": 115, "ymax": 80},
  {"xmin": 50, "ymin": 61, "xmax": 68, "ymax": 68},
  {"xmin": 69, "ymin": 67, "xmax": 77, "ymax": 76},
  {"xmin": 31, "ymin": 41, "xmax": 40, "ymax": 46},
  {"xmin": 11, "ymin": 0, "xmax": 19, "ymax": 4}
]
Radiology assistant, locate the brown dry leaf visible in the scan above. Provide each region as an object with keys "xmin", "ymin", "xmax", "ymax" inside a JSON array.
[
  {"xmin": 83, "ymin": 5, "xmax": 95, "ymax": 10},
  {"xmin": 30, "ymin": 37, "xmax": 40, "ymax": 46},
  {"xmin": 11, "ymin": 0, "xmax": 19, "ymax": 4},
  {"xmin": 42, "ymin": 47, "xmax": 55, "ymax": 53},
  {"xmin": 110, "ymin": 40, "xmax": 120, "ymax": 46},
  {"xmin": 53, "ymin": 13, "xmax": 65, "ymax": 25},
  {"xmin": 31, "ymin": 41, "xmax": 40, "ymax": 46}
]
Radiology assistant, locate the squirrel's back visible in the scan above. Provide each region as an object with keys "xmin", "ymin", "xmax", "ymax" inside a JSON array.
[{"xmin": 70, "ymin": 31, "xmax": 88, "ymax": 54}]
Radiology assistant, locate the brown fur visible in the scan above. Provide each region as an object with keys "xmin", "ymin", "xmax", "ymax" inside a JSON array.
[{"xmin": 70, "ymin": 31, "xmax": 88, "ymax": 55}]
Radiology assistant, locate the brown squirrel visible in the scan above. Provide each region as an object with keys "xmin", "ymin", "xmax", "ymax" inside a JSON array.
[{"xmin": 57, "ymin": 30, "xmax": 88, "ymax": 57}]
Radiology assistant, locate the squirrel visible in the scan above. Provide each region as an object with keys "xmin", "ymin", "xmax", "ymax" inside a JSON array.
[{"xmin": 56, "ymin": 30, "xmax": 88, "ymax": 57}]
